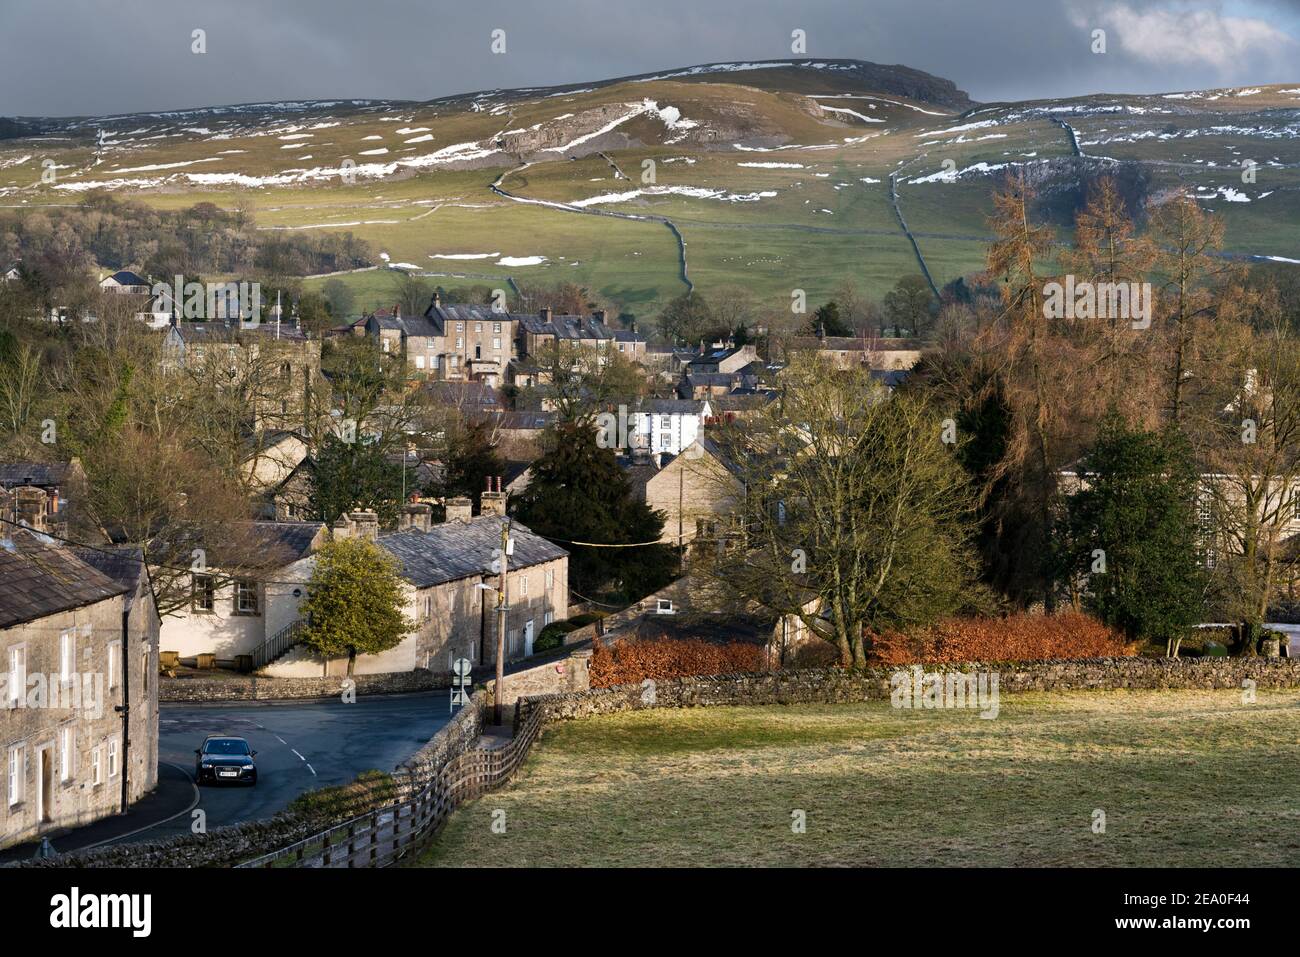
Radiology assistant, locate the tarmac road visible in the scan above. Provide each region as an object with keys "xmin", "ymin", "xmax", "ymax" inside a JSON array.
[{"xmin": 0, "ymin": 690, "xmax": 454, "ymax": 861}]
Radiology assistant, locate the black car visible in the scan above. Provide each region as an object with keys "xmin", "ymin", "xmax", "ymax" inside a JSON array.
[{"xmin": 194, "ymin": 735, "xmax": 258, "ymax": 786}]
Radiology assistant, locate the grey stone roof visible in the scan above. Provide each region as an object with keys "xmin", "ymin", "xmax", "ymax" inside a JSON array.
[
  {"xmin": 104, "ymin": 270, "xmax": 149, "ymax": 287},
  {"xmin": 0, "ymin": 528, "xmax": 128, "ymax": 629},
  {"xmin": 0, "ymin": 461, "xmax": 75, "ymax": 488},
  {"xmin": 379, "ymin": 516, "xmax": 566, "ymax": 589},
  {"xmin": 170, "ymin": 320, "xmax": 310, "ymax": 343},
  {"xmin": 71, "ymin": 545, "xmax": 152, "ymax": 616}
]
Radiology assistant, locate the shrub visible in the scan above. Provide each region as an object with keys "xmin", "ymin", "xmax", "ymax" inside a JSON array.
[
  {"xmin": 590, "ymin": 638, "xmax": 767, "ymax": 687},
  {"xmin": 533, "ymin": 622, "xmax": 571, "ymax": 654},
  {"xmin": 868, "ymin": 612, "xmax": 1136, "ymax": 665}
]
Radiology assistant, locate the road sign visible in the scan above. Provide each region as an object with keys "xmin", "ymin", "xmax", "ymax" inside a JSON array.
[{"xmin": 450, "ymin": 657, "xmax": 472, "ymax": 711}]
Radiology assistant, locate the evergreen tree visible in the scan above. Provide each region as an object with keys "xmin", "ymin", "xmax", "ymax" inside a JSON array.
[
  {"xmin": 1061, "ymin": 414, "xmax": 1205, "ymax": 652},
  {"xmin": 309, "ymin": 434, "xmax": 410, "ymax": 527},
  {"xmin": 511, "ymin": 422, "xmax": 677, "ymax": 598},
  {"xmin": 436, "ymin": 419, "xmax": 505, "ymax": 510},
  {"xmin": 298, "ymin": 538, "xmax": 413, "ymax": 674}
]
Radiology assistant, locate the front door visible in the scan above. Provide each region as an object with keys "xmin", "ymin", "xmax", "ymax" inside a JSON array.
[{"xmin": 524, "ymin": 619, "xmax": 534, "ymax": 657}]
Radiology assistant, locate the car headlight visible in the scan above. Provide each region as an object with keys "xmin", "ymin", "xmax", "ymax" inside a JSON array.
[{"xmin": 242, "ymin": 764, "xmax": 254, "ymax": 770}]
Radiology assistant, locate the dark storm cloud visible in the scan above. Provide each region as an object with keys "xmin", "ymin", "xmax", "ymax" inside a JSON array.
[{"xmin": 1, "ymin": 0, "xmax": 1296, "ymax": 116}]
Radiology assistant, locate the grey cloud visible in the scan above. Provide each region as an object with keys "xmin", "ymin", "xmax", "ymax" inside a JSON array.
[{"xmin": 0, "ymin": 0, "xmax": 1297, "ymax": 116}]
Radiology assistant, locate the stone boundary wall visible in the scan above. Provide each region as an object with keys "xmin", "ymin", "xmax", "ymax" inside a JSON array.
[
  {"xmin": 159, "ymin": 668, "xmax": 451, "ymax": 703},
  {"xmin": 520, "ymin": 656, "xmax": 1300, "ymax": 723},
  {"xmin": 13, "ymin": 692, "xmax": 488, "ymax": 869},
  {"xmin": 485, "ymin": 649, "xmax": 593, "ymax": 706}
]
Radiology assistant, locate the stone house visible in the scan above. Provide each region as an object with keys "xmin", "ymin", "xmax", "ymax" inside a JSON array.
[
  {"xmin": 1, "ymin": 529, "xmax": 159, "ymax": 850},
  {"xmin": 631, "ymin": 436, "xmax": 744, "ymax": 546},
  {"xmin": 368, "ymin": 297, "xmax": 519, "ymax": 387},
  {"xmin": 516, "ymin": 309, "xmax": 647, "ymax": 362},
  {"xmin": 784, "ymin": 335, "xmax": 924, "ymax": 372},
  {"xmin": 262, "ymin": 505, "xmax": 569, "ymax": 677},
  {"xmin": 161, "ymin": 318, "xmax": 323, "ymax": 433}
]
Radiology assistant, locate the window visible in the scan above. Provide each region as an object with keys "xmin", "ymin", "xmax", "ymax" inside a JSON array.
[
  {"xmin": 544, "ymin": 610, "xmax": 553, "ymax": 626},
  {"xmin": 415, "ymin": 355, "xmax": 425, "ymax": 369},
  {"xmin": 656, "ymin": 599, "xmax": 675, "ymax": 614},
  {"xmin": 60, "ymin": 631, "xmax": 75, "ymax": 683},
  {"xmin": 519, "ymin": 575, "xmax": 529, "ymax": 596},
  {"xmin": 108, "ymin": 641, "xmax": 120, "ymax": 690},
  {"xmin": 60, "ymin": 727, "xmax": 73, "ymax": 782},
  {"xmin": 456, "ymin": 322, "xmax": 464, "ymax": 332},
  {"xmin": 619, "ymin": 343, "xmax": 626, "ymax": 352},
  {"xmin": 475, "ymin": 322, "xmax": 482, "ymax": 332},
  {"xmin": 108, "ymin": 738, "xmax": 119, "ymax": 778},
  {"xmin": 545, "ymin": 569, "xmax": 554, "ymax": 590},
  {"xmin": 381, "ymin": 338, "xmax": 390, "ymax": 353},
  {"xmin": 92, "ymin": 747, "xmax": 103, "ymax": 786},
  {"xmin": 455, "ymin": 337, "xmax": 464, "ymax": 350},
  {"xmin": 8, "ymin": 745, "xmax": 23, "ymax": 806},
  {"xmin": 7, "ymin": 645, "xmax": 24, "ymax": 707},
  {"xmin": 192, "ymin": 574, "xmax": 214, "ymax": 612},
  {"xmin": 492, "ymin": 337, "xmax": 501, "ymax": 351},
  {"xmin": 493, "ymin": 322, "xmax": 502, "ymax": 334},
  {"xmin": 450, "ymin": 355, "xmax": 461, "ymax": 369},
  {"xmin": 141, "ymin": 650, "xmax": 150, "ymax": 700},
  {"xmin": 235, "ymin": 580, "xmax": 260, "ymax": 615},
  {"xmin": 660, "ymin": 432, "xmax": 672, "ymax": 449},
  {"xmin": 660, "ymin": 415, "xmax": 671, "ymax": 429}
]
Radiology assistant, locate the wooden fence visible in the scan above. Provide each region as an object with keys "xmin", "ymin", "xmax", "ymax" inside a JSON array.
[{"xmin": 237, "ymin": 704, "xmax": 543, "ymax": 868}]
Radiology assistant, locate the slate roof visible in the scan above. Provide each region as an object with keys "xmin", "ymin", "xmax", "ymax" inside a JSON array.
[
  {"xmin": 422, "ymin": 381, "xmax": 505, "ymax": 409},
  {"xmin": 169, "ymin": 320, "xmax": 310, "ymax": 343},
  {"xmin": 103, "ymin": 269, "xmax": 149, "ymax": 287},
  {"xmin": 71, "ymin": 545, "xmax": 152, "ymax": 616},
  {"xmin": 0, "ymin": 528, "xmax": 129, "ymax": 629},
  {"xmin": 517, "ymin": 312, "xmax": 646, "ymax": 345},
  {"xmin": 152, "ymin": 521, "xmax": 324, "ymax": 572},
  {"xmin": 379, "ymin": 516, "xmax": 566, "ymax": 589},
  {"xmin": 0, "ymin": 461, "xmax": 75, "ymax": 488}
]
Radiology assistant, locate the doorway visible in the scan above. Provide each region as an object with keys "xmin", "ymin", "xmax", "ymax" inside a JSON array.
[{"xmin": 524, "ymin": 619, "xmax": 534, "ymax": 657}]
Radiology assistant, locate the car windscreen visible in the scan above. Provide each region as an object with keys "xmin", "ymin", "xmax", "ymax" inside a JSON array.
[{"xmin": 204, "ymin": 739, "xmax": 250, "ymax": 755}]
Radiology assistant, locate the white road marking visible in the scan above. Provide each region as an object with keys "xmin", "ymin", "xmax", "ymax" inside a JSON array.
[
  {"xmin": 292, "ymin": 749, "xmax": 305, "ymax": 761},
  {"xmin": 306, "ymin": 764, "xmax": 317, "ymax": 776},
  {"xmin": 275, "ymin": 736, "xmax": 286, "ymax": 744}
]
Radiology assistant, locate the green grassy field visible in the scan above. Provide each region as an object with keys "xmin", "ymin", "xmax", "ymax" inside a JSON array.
[
  {"xmin": 418, "ymin": 689, "xmax": 1300, "ymax": 867},
  {"xmin": 4, "ymin": 72, "xmax": 1297, "ymax": 318}
]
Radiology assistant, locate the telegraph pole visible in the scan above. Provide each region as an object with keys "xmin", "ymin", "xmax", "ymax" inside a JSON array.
[{"xmin": 493, "ymin": 517, "xmax": 511, "ymax": 725}]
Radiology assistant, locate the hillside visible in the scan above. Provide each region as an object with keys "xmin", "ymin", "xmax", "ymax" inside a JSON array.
[{"xmin": 1, "ymin": 59, "xmax": 1296, "ymax": 318}]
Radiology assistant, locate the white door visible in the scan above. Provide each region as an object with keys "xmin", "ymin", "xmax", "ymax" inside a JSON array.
[{"xmin": 524, "ymin": 619, "xmax": 534, "ymax": 657}]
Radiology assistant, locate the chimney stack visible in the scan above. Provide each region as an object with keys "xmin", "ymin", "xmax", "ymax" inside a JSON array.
[
  {"xmin": 431, "ymin": 292, "xmax": 441, "ymax": 308},
  {"xmin": 445, "ymin": 496, "xmax": 473, "ymax": 523},
  {"xmin": 400, "ymin": 502, "xmax": 433, "ymax": 533},
  {"xmin": 480, "ymin": 476, "xmax": 507, "ymax": 517},
  {"xmin": 348, "ymin": 510, "xmax": 380, "ymax": 542},
  {"xmin": 539, "ymin": 307, "xmax": 552, "ymax": 322}
]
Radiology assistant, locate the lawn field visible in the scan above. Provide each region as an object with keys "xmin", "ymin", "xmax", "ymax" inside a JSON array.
[{"xmin": 419, "ymin": 689, "xmax": 1300, "ymax": 867}]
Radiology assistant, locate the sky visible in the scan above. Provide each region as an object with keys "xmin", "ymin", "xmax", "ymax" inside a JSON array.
[{"xmin": 2, "ymin": 0, "xmax": 1299, "ymax": 116}]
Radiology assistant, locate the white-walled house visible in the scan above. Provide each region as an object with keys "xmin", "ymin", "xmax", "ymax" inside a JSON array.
[
  {"xmin": 159, "ymin": 522, "xmax": 327, "ymax": 664},
  {"xmin": 623, "ymin": 398, "xmax": 712, "ymax": 457}
]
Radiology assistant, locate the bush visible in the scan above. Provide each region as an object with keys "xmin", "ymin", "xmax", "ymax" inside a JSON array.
[
  {"xmin": 868, "ymin": 612, "xmax": 1136, "ymax": 665},
  {"xmin": 590, "ymin": 638, "xmax": 767, "ymax": 687},
  {"xmin": 533, "ymin": 622, "xmax": 571, "ymax": 654}
]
